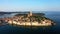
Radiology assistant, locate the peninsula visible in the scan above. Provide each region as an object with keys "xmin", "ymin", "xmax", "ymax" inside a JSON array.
[{"xmin": 3, "ymin": 11, "xmax": 55, "ymax": 26}]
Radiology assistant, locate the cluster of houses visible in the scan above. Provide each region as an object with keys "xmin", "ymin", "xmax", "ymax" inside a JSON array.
[{"xmin": 0, "ymin": 11, "xmax": 55, "ymax": 26}]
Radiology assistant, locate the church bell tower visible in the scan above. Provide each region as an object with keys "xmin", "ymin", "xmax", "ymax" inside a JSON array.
[
  {"xmin": 28, "ymin": 10, "xmax": 32, "ymax": 17},
  {"xmin": 29, "ymin": 10, "xmax": 32, "ymax": 16}
]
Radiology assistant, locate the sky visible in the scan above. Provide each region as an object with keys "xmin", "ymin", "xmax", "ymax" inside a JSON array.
[{"xmin": 0, "ymin": 0, "xmax": 60, "ymax": 11}]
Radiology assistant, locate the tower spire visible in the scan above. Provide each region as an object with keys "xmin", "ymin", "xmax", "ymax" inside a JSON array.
[
  {"xmin": 29, "ymin": 10, "xmax": 32, "ymax": 16},
  {"xmin": 27, "ymin": 10, "xmax": 32, "ymax": 17}
]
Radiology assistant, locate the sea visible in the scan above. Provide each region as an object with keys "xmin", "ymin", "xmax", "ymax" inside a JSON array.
[{"xmin": 0, "ymin": 11, "xmax": 60, "ymax": 34}]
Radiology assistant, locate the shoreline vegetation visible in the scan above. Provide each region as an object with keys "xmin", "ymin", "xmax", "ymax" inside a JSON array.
[{"xmin": 0, "ymin": 11, "xmax": 55, "ymax": 26}]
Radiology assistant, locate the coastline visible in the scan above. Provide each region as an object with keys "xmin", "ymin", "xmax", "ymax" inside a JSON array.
[{"xmin": 0, "ymin": 11, "xmax": 55, "ymax": 26}]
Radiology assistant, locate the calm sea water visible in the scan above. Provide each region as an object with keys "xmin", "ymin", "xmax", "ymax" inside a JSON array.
[{"xmin": 0, "ymin": 11, "xmax": 60, "ymax": 34}]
